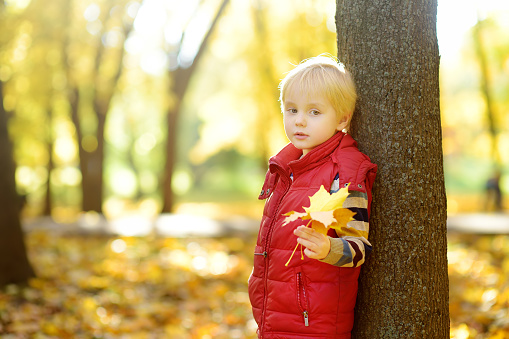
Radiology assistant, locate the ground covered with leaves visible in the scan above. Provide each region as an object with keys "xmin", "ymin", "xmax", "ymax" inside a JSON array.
[
  {"xmin": 0, "ymin": 231, "xmax": 508, "ymax": 338},
  {"xmin": 1, "ymin": 232, "xmax": 258, "ymax": 338},
  {"xmin": 448, "ymin": 233, "xmax": 509, "ymax": 339}
]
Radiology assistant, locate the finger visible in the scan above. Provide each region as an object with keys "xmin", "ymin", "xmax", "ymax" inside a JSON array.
[
  {"xmin": 297, "ymin": 237, "xmax": 321, "ymax": 252},
  {"xmin": 301, "ymin": 239, "xmax": 329, "ymax": 260},
  {"xmin": 294, "ymin": 226, "xmax": 319, "ymax": 238},
  {"xmin": 295, "ymin": 229, "xmax": 326, "ymax": 245},
  {"xmin": 303, "ymin": 247, "xmax": 318, "ymax": 259},
  {"xmin": 294, "ymin": 225, "xmax": 311, "ymax": 234}
]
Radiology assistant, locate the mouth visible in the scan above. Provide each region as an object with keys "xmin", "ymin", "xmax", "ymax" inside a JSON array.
[{"xmin": 294, "ymin": 132, "xmax": 308, "ymax": 140}]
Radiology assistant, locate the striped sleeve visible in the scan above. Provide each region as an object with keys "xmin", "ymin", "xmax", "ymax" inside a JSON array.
[{"xmin": 319, "ymin": 176, "xmax": 372, "ymax": 268}]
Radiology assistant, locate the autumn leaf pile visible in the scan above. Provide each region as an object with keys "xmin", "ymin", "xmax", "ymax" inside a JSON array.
[
  {"xmin": 0, "ymin": 231, "xmax": 258, "ymax": 339},
  {"xmin": 0, "ymin": 228, "xmax": 508, "ymax": 338},
  {"xmin": 448, "ymin": 233, "xmax": 509, "ymax": 339}
]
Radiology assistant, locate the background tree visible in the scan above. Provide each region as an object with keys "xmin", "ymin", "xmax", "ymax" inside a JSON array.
[
  {"xmin": 439, "ymin": 10, "xmax": 509, "ymax": 210},
  {"xmin": 184, "ymin": 0, "xmax": 338, "ymax": 206},
  {"xmin": 336, "ymin": 0, "xmax": 450, "ymax": 337},
  {"xmin": 0, "ymin": 79, "xmax": 35, "ymax": 287},
  {"xmin": 473, "ymin": 17, "xmax": 500, "ymax": 169},
  {"xmin": 162, "ymin": 0, "xmax": 229, "ymax": 213},
  {"xmin": 250, "ymin": 0, "xmax": 280, "ymax": 168},
  {"xmin": 2, "ymin": 0, "xmax": 140, "ymax": 217},
  {"xmin": 21, "ymin": 0, "xmax": 61, "ymax": 216},
  {"xmin": 0, "ymin": 0, "xmax": 35, "ymax": 287},
  {"xmin": 61, "ymin": 0, "xmax": 138, "ymax": 213}
]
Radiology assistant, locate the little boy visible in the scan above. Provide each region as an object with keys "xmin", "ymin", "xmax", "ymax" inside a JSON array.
[{"xmin": 248, "ymin": 55, "xmax": 377, "ymax": 338}]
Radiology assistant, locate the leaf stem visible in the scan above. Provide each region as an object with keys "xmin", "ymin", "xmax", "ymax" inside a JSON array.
[
  {"xmin": 285, "ymin": 220, "xmax": 312, "ymax": 266},
  {"xmin": 285, "ymin": 243, "xmax": 300, "ymax": 266}
]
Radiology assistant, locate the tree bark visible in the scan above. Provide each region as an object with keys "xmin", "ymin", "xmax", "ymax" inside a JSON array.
[
  {"xmin": 336, "ymin": 1, "xmax": 449, "ymax": 337},
  {"xmin": 0, "ymin": 80, "xmax": 36, "ymax": 287}
]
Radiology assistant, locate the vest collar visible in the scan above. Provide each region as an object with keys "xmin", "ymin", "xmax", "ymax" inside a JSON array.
[
  {"xmin": 259, "ymin": 132, "xmax": 359, "ymax": 200},
  {"xmin": 269, "ymin": 132, "xmax": 356, "ymax": 177}
]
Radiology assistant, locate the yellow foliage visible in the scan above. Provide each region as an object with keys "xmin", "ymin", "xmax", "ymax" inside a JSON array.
[{"xmin": 449, "ymin": 233, "xmax": 509, "ymax": 338}]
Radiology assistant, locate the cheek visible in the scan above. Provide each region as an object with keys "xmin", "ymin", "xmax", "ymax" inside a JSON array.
[
  {"xmin": 283, "ymin": 116, "xmax": 293, "ymax": 129},
  {"xmin": 283, "ymin": 119, "xmax": 292, "ymax": 137}
]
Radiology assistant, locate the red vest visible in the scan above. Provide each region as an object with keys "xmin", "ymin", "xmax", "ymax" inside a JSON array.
[{"xmin": 248, "ymin": 132, "xmax": 377, "ymax": 338}]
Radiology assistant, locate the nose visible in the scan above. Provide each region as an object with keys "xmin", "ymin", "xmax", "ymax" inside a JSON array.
[{"xmin": 295, "ymin": 113, "xmax": 306, "ymax": 127}]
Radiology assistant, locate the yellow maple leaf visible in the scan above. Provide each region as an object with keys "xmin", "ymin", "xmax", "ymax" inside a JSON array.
[
  {"xmin": 306, "ymin": 185, "xmax": 350, "ymax": 215},
  {"xmin": 282, "ymin": 184, "xmax": 356, "ymax": 266}
]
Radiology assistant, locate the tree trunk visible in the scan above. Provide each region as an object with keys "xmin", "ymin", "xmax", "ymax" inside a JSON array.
[
  {"xmin": 43, "ymin": 108, "xmax": 54, "ymax": 216},
  {"xmin": 162, "ymin": 97, "xmax": 181, "ymax": 213},
  {"xmin": 80, "ymin": 123, "xmax": 105, "ymax": 213},
  {"xmin": 67, "ymin": 85, "xmax": 107, "ymax": 213},
  {"xmin": 0, "ymin": 80, "xmax": 36, "ymax": 287},
  {"xmin": 336, "ymin": 1, "xmax": 449, "ymax": 337},
  {"xmin": 61, "ymin": 0, "xmax": 105, "ymax": 213}
]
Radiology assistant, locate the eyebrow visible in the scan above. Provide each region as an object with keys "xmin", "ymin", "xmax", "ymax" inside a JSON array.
[
  {"xmin": 306, "ymin": 102, "xmax": 326, "ymax": 108},
  {"xmin": 283, "ymin": 100, "xmax": 325, "ymax": 108}
]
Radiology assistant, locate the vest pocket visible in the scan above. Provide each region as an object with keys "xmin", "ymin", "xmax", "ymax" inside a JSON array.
[
  {"xmin": 252, "ymin": 245, "xmax": 265, "ymax": 277},
  {"xmin": 296, "ymin": 272, "xmax": 309, "ymax": 327}
]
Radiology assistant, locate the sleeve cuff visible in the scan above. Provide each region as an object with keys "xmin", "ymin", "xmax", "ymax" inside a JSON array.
[{"xmin": 319, "ymin": 237, "xmax": 345, "ymax": 265}]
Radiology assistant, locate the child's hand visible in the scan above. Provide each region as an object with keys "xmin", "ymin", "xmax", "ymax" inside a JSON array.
[{"xmin": 294, "ymin": 225, "xmax": 331, "ymax": 260}]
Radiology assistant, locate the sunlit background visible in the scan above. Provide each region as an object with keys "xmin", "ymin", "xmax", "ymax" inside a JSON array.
[
  {"xmin": 1, "ymin": 0, "xmax": 509, "ymax": 338},
  {"xmin": 2, "ymin": 0, "xmax": 508, "ymax": 218}
]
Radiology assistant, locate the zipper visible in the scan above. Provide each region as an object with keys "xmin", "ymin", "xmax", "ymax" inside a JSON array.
[
  {"xmin": 296, "ymin": 272, "xmax": 309, "ymax": 327},
  {"xmin": 262, "ymin": 178, "xmax": 290, "ymax": 259},
  {"xmin": 259, "ymin": 174, "xmax": 291, "ymax": 337}
]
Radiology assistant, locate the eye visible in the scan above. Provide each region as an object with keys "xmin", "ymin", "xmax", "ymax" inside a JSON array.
[
  {"xmin": 287, "ymin": 108, "xmax": 297, "ymax": 114},
  {"xmin": 310, "ymin": 109, "xmax": 320, "ymax": 116}
]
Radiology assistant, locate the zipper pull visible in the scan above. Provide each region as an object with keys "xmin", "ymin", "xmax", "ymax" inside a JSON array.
[
  {"xmin": 254, "ymin": 251, "xmax": 268, "ymax": 258},
  {"xmin": 303, "ymin": 311, "xmax": 309, "ymax": 326}
]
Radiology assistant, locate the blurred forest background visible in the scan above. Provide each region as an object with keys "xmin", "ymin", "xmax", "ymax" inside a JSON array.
[
  {"xmin": 2, "ymin": 0, "xmax": 509, "ymax": 219},
  {"xmin": 1, "ymin": 0, "xmax": 509, "ymax": 338}
]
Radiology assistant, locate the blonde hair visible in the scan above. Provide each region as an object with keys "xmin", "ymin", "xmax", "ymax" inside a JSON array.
[{"xmin": 279, "ymin": 55, "xmax": 357, "ymax": 129}]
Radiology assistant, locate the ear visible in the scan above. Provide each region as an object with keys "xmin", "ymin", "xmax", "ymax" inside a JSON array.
[{"xmin": 336, "ymin": 113, "xmax": 351, "ymax": 132}]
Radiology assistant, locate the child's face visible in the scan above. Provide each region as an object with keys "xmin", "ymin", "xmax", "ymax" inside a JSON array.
[{"xmin": 283, "ymin": 84, "xmax": 347, "ymax": 156}]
